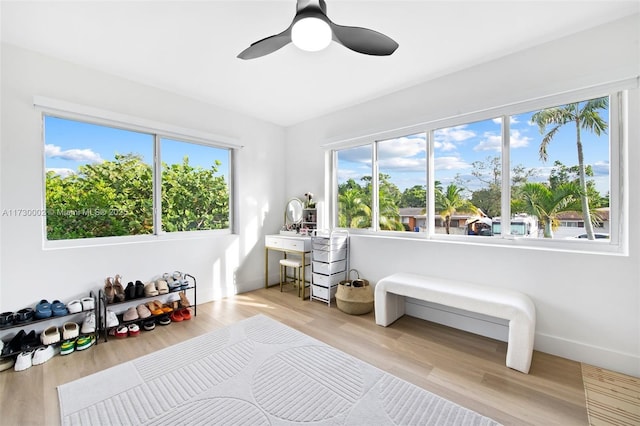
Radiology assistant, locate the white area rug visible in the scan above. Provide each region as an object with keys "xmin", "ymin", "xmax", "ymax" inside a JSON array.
[{"xmin": 58, "ymin": 314, "xmax": 500, "ymax": 425}]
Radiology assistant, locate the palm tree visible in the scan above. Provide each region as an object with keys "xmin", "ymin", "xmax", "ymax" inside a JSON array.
[
  {"xmin": 531, "ymin": 97, "xmax": 608, "ymax": 240},
  {"xmin": 338, "ymin": 188, "xmax": 371, "ymax": 228},
  {"xmin": 518, "ymin": 182, "xmax": 582, "ymax": 238},
  {"xmin": 435, "ymin": 184, "xmax": 478, "ymax": 234}
]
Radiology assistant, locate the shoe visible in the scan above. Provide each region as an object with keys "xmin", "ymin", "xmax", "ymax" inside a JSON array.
[
  {"xmin": 20, "ymin": 330, "xmax": 41, "ymax": 350},
  {"xmin": 112, "ymin": 326, "xmax": 128, "ymax": 338},
  {"xmin": 179, "ymin": 291, "xmax": 191, "ymax": 308},
  {"xmin": 34, "ymin": 299, "xmax": 52, "ymax": 319},
  {"xmin": 14, "ymin": 350, "xmax": 34, "ymax": 371},
  {"xmin": 153, "ymin": 300, "xmax": 172, "ymax": 313},
  {"xmin": 52, "ymin": 300, "xmax": 68, "ymax": 316},
  {"xmin": 41, "ymin": 326, "xmax": 61, "ymax": 345},
  {"xmin": 170, "ymin": 310, "xmax": 184, "ymax": 322},
  {"xmin": 128, "ymin": 323, "xmax": 140, "ymax": 337},
  {"xmin": 173, "ymin": 271, "xmax": 188, "ymax": 289},
  {"xmin": 144, "ymin": 282, "xmax": 158, "ymax": 297},
  {"xmin": 106, "ymin": 310, "xmax": 119, "ymax": 328},
  {"xmin": 32, "ymin": 345, "xmax": 58, "ymax": 365},
  {"xmin": 76, "ymin": 335, "xmax": 95, "ymax": 351},
  {"xmin": 123, "ymin": 307, "xmax": 139, "ymax": 322},
  {"xmin": 3, "ymin": 330, "xmax": 26, "ymax": 355},
  {"xmin": 60, "ymin": 339, "xmax": 76, "ymax": 355},
  {"xmin": 62, "ymin": 322, "xmax": 79, "ymax": 340},
  {"xmin": 156, "ymin": 279, "xmax": 169, "ymax": 295},
  {"xmin": 0, "ymin": 357, "xmax": 15, "ymax": 372},
  {"xmin": 142, "ymin": 319, "xmax": 156, "ymax": 331},
  {"xmin": 14, "ymin": 307, "xmax": 34, "ymax": 323},
  {"xmin": 81, "ymin": 297, "xmax": 95, "ymax": 311},
  {"xmin": 157, "ymin": 314, "xmax": 171, "ymax": 326},
  {"xmin": 179, "ymin": 308, "xmax": 192, "ymax": 321},
  {"xmin": 67, "ymin": 300, "xmax": 82, "ymax": 314},
  {"xmin": 0, "ymin": 311, "xmax": 14, "ymax": 326},
  {"xmin": 104, "ymin": 277, "xmax": 115, "ymax": 304},
  {"xmin": 137, "ymin": 304, "xmax": 152, "ymax": 319},
  {"xmin": 135, "ymin": 280, "xmax": 145, "ymax": 298},
  {"xmin": 125, "ymin": 282, "xmax": 136, "ymax": 300},
  {"xmin": 113, "ymin": 275, "xmax": 125, "ymax": 303},
  {"xmin": 81, "ymin": 312, "xmax": 96, "ymax": 334}
]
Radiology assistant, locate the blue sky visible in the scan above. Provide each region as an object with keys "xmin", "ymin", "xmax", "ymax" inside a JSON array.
[
  {"xmin": 338, "ymin": 101, "xmax": 610, "ymax": 196},
  {"xmin": 44, "ymin": 116, "xmax": 229, "ymax": 178}
]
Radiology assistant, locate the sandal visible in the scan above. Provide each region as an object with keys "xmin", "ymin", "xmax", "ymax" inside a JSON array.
[
  {"xmin": 179, "ymin": 308, "xmax": 191, "ymax": 320},
  {"xmin": 164, "ymin": 272, "xmax": 180, "ymax": 291},
  {"xmin": 179, "ymin": 291, "xmax": 190, "ymax": 308},
  {"xmin": 113, "ymin": 275, "xmax": 125, "ymax": 303},
  {"xmin": 146, "ymin": 301, "xmax": 163, "ymax": 316},
  {"xmin": 153, "ymin": 300, "xmax": 172, "ymax": 313},
  {"xmin": 104, "ymin": 277, "xmax": 115, "ymax": 303}
]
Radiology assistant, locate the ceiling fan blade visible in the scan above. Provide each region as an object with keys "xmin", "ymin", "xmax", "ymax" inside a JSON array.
[
  {"xmin": 237, "ymin": 28, "xmax": 292, "ymax": 60},
  {"xmin": 330, "ymin": 23, "xmax": 398, "ymax": 56}
]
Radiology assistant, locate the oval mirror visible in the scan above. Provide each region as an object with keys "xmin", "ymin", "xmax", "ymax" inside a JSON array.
[{"xmin": 285, "ymin": 198, "xmax": 304, "ymax": 225}]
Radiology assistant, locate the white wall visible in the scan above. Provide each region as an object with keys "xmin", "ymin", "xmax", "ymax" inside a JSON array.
[
  {"xmin": 0, "ymin": 43, "xmax": 286, "ymax": 312},
  {"xmin": 285, "ymin": 15, "xmax": 640, "ymax": 376}
]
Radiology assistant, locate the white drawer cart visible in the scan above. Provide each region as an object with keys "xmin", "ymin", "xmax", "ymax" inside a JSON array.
[{"xmin": 310, "ymin": 230, "xmax": 349, "ymax": 306}]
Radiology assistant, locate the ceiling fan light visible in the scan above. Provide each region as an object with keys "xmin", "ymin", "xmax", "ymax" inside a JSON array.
[{"xmin": 291, "ymin": 17, "xmax": 332, "ymax": 52}]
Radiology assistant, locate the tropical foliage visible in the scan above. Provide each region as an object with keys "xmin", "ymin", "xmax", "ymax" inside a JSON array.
[{"xmin": 45, "ymin": 154, "xmax": 229, "ymax": 240}]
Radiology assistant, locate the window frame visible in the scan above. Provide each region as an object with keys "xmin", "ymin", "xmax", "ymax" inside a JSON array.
[
  {"xmin": 36, "ymin": 97, "xmax": 239, "ymax": 248},
  {"xmin": 327, "ymin": 83, "xmax": 632, "ymax": 255}
]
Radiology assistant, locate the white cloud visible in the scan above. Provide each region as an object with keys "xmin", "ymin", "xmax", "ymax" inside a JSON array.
[
  {"xmin": 474, "ymin": 132, "xmax": 501, "ymax": 152},
  {"xmin": 435, "ymin": 156, "xmax": 471, "ymax": 171},
  {"xmin": 46, "ymin": 168, "xmax": 76, "ymax": 178},
  {"xmin": 510, "ymin": 129, "xmax": 532, "ymax": 149},
  {"xmin": 378, "ymin": 136, "xmax": 426, "ymax": 158},
  {"xmin": 434, "ymin": 125, "xmax": 475, "ymax": 152},
  {"xmin": 378, "ymin": 156, "xmax": 426, "ymax": 172},
  {"xmin": 45, "ymin": 144, "xmax": 103, "ymax": 162},
  {"xmin": 492, "ymin": 117, "xmax": 520, "ymax": 125}
]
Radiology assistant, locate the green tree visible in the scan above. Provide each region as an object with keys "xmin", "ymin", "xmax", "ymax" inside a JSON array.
[
  {"xmin": 517, "ymin": 182, "xmax": 583, "ymax": 238},
  {"xmin": 531, "ymin": 97, "xmax": 608, "ymax": 240},
  {"xmin": 338, "ymin": 188, "xmax": 371, "ymax": 228},
  {"xmin": 400, "ymin": 185, "xmax": 426, "ymax": 208},
  {"xmin": 435, "ymin": 184, "xmax": 478, "ymax": 234}
]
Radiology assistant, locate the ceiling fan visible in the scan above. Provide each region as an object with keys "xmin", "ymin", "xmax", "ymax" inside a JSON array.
[{"xmin": 237, "ymin": 0, "xmax": 398, "ymax": 60}]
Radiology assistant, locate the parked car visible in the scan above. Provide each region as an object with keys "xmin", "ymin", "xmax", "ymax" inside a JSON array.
[{"xmin": 574, "ymin": 233, "xmax": 609, "ymax": 239}]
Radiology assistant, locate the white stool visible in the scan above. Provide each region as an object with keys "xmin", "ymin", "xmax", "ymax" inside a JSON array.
[{"xmin": 280, "ymin": 258, "xmax": 302, "ymax": 296}]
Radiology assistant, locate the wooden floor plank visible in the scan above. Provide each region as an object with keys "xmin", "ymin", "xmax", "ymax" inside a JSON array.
[{"xmin": 0, "ymin": 288, "xmax": 592, "ymax": 425}]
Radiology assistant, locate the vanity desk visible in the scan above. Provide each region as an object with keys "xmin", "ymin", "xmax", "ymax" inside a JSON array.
[{"xmin": 264, "ymin": 234, "xmax": 312, "ymax": 298}]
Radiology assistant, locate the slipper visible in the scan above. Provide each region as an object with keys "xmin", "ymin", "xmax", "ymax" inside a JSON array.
[
  {"xmin": 135, "ymin": 280, "xmax": 145, "ymax": 298},
  {"xmin": 144, "ymin": 282, "xmax": 158, "ymax": 297},
  {"xmin": 62, "ymin": 322, "xmax": 79, "ymax": 340},
  {"xmin": 137, "ymin": 304, "xmax": 152, "ymax": 319},
  {"xmin": 0, "ymin": 311, "xmax": 14, "ymax": 326},
  {"xmin": 67, "ymin": 300, "xmax": 82, "ymax": 314},
  {"xmin": 34, "ymin": 300, "xmax": 52, "ymax": 319},
  {"xmin": 156, "ymin": 279, "xmax": 169, "ymax": 295},
  {"xmin": 81, "ymin": 297, "xmax": 95, "ymax": 311},
  {"xmin": 15, "ymin": 308, "xmax": 34, "ymax": 323},
  {"xmin": 123, "ymin": 306, "xmax": 139, "ymax": 322},
  {"xmin": 146, "ymin": 301, "xmax": 163, "ymax": 316},
  {"xmin": 164, "ymin": 272, "xmax": 180, "ymax": 291},
  {"xmin": 52, "ymin": 300, "xmax": 68, "ymax": 316},
  {"xmin": 153, "ymin": 300, "xmax": 172, "ymax": 313},
  {"xmin": 170, "ymin": 310, "xmax": 184, "ymax": 322},
  {"xmin": 41, "ymin": 326, "xmax": 60, "ymax": 345},
  {"xmin": 179, "ymin": 308, "xmax": 192, "ymax": 321}
]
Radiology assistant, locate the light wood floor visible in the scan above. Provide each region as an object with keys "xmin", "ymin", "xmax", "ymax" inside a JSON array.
[{"xmin": 0, "ymin": 287, "xmax": 589, "ymax": 426}]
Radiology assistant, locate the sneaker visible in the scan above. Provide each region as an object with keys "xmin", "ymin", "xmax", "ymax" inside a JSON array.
[
  {"xmin": 14, "ymin": 350, "xmax": 34, "ymax": 371},
  {"xmin": 106, "ymin": 310, "xmax": 119, "ymax": 328},
  {"xmin": 75, "ymin": 335, "xmax": 95, "ymax": 351},
  {"xmin": 32, "ymin": 345, "xmax": 58, "ymax": 365},
  {"xmin": 81, "ymin": 312, "xmax": 96, "ymax": 334},
  {"xmin": 142, "ymin": 319, "xmax": 156, "ymax": 331},
  {"xmin": 158, "ymin": 314, "xmax": 171, "ymax": 326},
  {"xmin": 128, "ymin": 323, "xmax": 140, "ymax": 337},
  {"xmin": 60, "ymin": 339, "xmax": 76, "ymax": 355},
  {"xmin": 108, "ymin": 325, "xmax": 128, "ymax": 339}
]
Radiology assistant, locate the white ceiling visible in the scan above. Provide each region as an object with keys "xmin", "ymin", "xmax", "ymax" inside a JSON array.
[{"xmin": 2, "ymin": 1, "xmax": 638, "ymax": 127}]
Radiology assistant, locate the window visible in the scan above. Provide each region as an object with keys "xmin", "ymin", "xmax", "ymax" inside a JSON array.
[
  {"xmin": 44, "ymin": 115, "xmax": 231, "ymax": 241},
  {"xmin": 331, "ymin": 91, "xmax": 618, "ymax": 248}
]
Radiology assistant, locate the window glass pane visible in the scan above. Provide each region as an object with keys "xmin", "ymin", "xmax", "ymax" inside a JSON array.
[
  {"xmin": 44, "ymin": 116, "xmax": 153, "ymax": 240},
  {"xmin": 433, "ymin": 119, "xmax": 501, "ymax": 236},
  {"xmin": 510, "ymin": 96, "xmax": 610, "ymax": 240},
  {"xmin": 336, "ymin": 145, "xmax": 372, "ymax": 229},
  {"xmin": 161, "ymin": 138, "xmax": 230, "ymax": 232},
  {"xmin": 377, "ymin": 133, "xmax": 426, "ymax": 232}
]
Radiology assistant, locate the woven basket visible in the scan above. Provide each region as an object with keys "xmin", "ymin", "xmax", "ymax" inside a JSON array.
[{"xmin": 336, "ymin": 270, "xmax": 374, "ymax": 315}]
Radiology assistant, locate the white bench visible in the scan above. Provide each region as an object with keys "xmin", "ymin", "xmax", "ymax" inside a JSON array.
[{"xmin": 374, "ymin": 273, "xmax": 536, "ymax": 373}]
